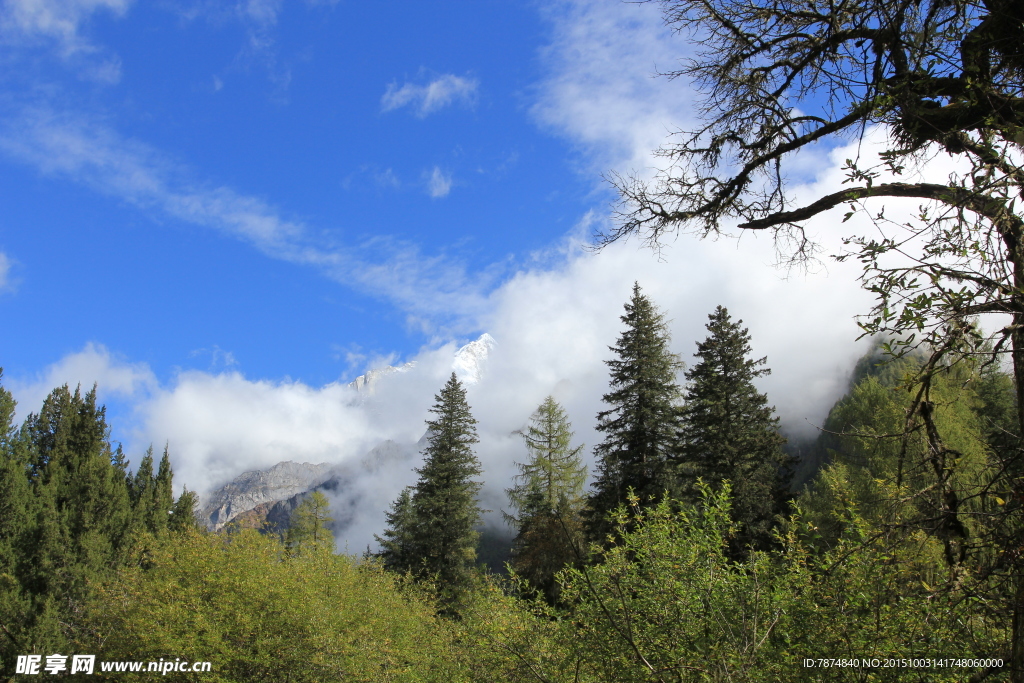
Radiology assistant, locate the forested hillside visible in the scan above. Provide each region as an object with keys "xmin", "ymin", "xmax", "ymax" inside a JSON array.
[{"xmin": 1, "ymin": 285, "xmax": 1019, "ymax": 681}]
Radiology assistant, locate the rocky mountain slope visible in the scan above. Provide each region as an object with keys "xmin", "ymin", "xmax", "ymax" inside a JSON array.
[{"xmin": 198, "ymin": 333, "xmax": 496, "ymax": 534}]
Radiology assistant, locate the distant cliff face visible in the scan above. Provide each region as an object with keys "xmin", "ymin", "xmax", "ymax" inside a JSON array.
[
  {"xmin": 201, "ymin": 461, "xmax": 338, "ymax": 531},
  {"xmin": 199, "ymin": 440, "xmax": 412, "ymax": 532}
]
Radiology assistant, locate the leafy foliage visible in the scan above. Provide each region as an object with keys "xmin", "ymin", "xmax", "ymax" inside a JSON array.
[
  {"xmin": 82, "ymin": 529, "xmax": 467, "ymax": 682},
  {"xmin": 546, "ymin": 488, "xmax": 1003, "ymax": 682},
  {"xmin": 285, "ymin": 490, "xmax": 334, "ymax": 555}
]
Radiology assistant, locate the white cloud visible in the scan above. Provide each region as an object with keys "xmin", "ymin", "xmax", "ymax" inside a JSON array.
[
  {"xmin": 381, "ymin": 73, "xmax": 479, "ymax": 117},
  {"xmin": 533, "ymin": 0, "xmax": 695, "ymax": 177},
  {"xmin": 0, "ymin": 251, "xmax": 12, "ymax": 292},
  {"xmin": 7, "ymin": 342, "xmax": 156, "ymax": 420},
  {"xmin": 1, "ymin": 0, "xmax": 130, "ymax": 81},
  {"xmin": 426, "ymin": 166, "xmax": 452, "ymax": 198},
  {"xmin": 119, "ymin": 220, "xmax": 872, "ymax": 550}
]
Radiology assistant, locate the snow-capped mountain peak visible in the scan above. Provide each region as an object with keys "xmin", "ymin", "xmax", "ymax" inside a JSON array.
[{"xmin": 453, "ymin": 333, "xmax": 496, "ymax": 385}]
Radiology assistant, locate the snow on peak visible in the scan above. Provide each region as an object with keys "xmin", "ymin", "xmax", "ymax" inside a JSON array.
[
  {"xmin": 452, "ymin": 333, "xmax": 496, "ymax": 385},
  {"xmin": 349, "ymin": 361, "xmax": 416, "ymax": 394}
]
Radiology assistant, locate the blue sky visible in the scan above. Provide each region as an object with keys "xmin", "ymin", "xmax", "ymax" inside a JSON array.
[
  {"xmin": 0, "ymin": 0, "xmax": 599, "ymax": 387},
  {"xmin": 0, "ymin": 0, "xmax": 889, "ymax": 531}
]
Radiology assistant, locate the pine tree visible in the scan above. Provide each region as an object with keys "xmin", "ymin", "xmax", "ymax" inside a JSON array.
[
  {"xmin": 377, "ymin": 373, "xmax": 483, "ymax": 607},
  {"xmin": 505, "ymin": 396, "xmax": 587, "ymax": 602},
  {"xmin": 128, "ymin": 444, "xmax": 176, "ymax": 534},
  {"xmin": 676, "ymin": 306, "xmax": 792, "ymax": 556},
  {"xmin": 584, "ymin": 283, "xmax": 683, "ymax": 542},
  {"xmin": 286, "ymin": 491, "xmax": 334, "ymax": 554}
]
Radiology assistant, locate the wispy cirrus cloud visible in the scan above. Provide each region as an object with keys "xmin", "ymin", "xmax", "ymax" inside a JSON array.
[
  {"xmin": 170, "ymin": 0, "xmax": 296, "ymax": 100},
  {"xmin": 0, "ymin": 105, "xmax": 309, "ymax": 259},
  {"xmin": 0, "ymin": 104, "xmax": 499, "ymax": 333},
  {"xmin": 381, "ymin": 73, "xmax": 478, "ymax": 117},
  {"xmin": 532, "ymin": 0, "xmax": 698, "ymax": 178},
  {"xmin": 1, "ymin": 0, "xmax": 130, "ymax": 81},
  {"xmin": 0, "ymin": 251, "xmax": 14, "ymax": 293}
]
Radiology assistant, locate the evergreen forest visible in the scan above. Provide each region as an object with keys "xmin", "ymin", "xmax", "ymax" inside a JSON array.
[{"xmin": 1, "ymin": 283, "xmax": 1020, "ymax": 681}]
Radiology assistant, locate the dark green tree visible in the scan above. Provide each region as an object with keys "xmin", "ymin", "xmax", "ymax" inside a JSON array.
[
  {"xmin": 676, "ymin": 306, "xmax": 792, "ymax": 556},
  {"xmin": 130, "ymin": 446, "xmax": 157, "ymax": 530},
  {"xmin": 584, "ymin": 283, "xmax": 683, "ymax": 542},
  {"xmin": 0, "ymin": 377, "xmax": 198, "ymax": 668},
  {"xmin": 0, "ymin": 370, "xmax": 32, "ymax": 658},
  {"xmin": 168, "ymin": 486, "xmax": 200, "ymax": 533},
  {"xmin": 378, "ymin": 373, "xmax": 484, "ymax": 607},
  {"xmin": 286, "ymin": 490, "xmax": 334, "ymax": 554},
  {"xmin": 129, "ymin": 445, "xmax": 177, "ymax": 535},
  {"xmin": 376, "ymin": 487, "xmax": 416, "ymax": 572},
  {"xmin": 504, "ymin": 396, "xmax": 587, "ymax": 602},
  {"xmin": 0, "ymin": 384, "xmax": 136, "ymax": 660}
]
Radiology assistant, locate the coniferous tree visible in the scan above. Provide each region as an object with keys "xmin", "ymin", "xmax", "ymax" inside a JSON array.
[
  {"xmin": 676, "ymin": 306, "xmax": 792, "ymax": 556},
  {"xmin": 377, "ymin": 373, "xmax": 483, "ymax": 607},
  {"xmin": 584, "ymin": 283, "xmax": 683, "ymax": 542},
  {"xmin": 505, "ymin": 396, "xmax": 587, "ymax": 602},
  {"xmin": 130, "ymin": 446, "xmax": 157, "ymax": 529},
  {"xmin": 0, "ymin": 377, "xmax": 197, "ymax": 668},
  {"xmin": 376, "ymin": 487, "xmax": 415, "ymax": 572},
  {"xmin": 286, "ymin": 490, "xmax": 334, "ymax": 554},
  {"xmin": 0, "ymin": 370, "xmax": 32, "ymax": 660},
  {"xmin": 154, "ymin": 446, "xmax": 174, "ymax": 528},
  {"xmin": 129, "ymin": 444, "xmax": 177, "ymax": 535},
  {"xmin": 168, "ymin": 487, "xmax": 200, "ymax": 533}
]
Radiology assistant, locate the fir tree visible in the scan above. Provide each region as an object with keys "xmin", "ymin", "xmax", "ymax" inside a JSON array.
[
  {"xmin": 504, "ymin": 396, "xmax": 587, "ymax": 602},
  {"xmin": 377, "ymin": 373, "xmax": 483, "ymax": 607},
  {"xmin": 154, "ymin": 446, "xmax": 174, "ymax": 529},
  {"xmin": 584, "ymin": 283, "xmax": 683, "ymax": 542},
  {"xmin": 130, "ymin": 446, "xmax": 157, "ymax": 530},
  {"xmin": 676, "ymin": 306, "xmax": 792, "ymax": 556},
  {"xmin": 376, "ymin": 487, "xmax": 415, "ymax": 572}
]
